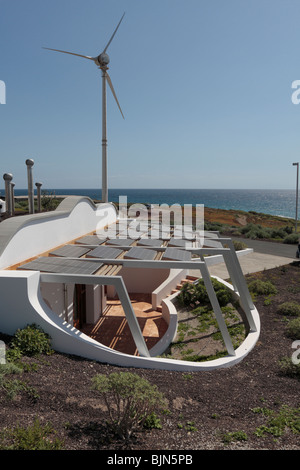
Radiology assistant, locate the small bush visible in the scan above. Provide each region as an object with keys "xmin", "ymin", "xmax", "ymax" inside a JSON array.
[
  {"xmin": 0, "ymin": 362, "xmax": 23, "ymax": 399},
  {"xmin": 11, "ymin": 324, "xmax": 53, "ymax": 357},
  {"xmin": 270, "ymin": 228, "xmax": 286, "ymax": 239},
  {"xmin": 221, "ymin": 430, "xmax": 248, "ymax": 444},
  {"xmin": 286, "ymin": 318, "xmax": 300, "ymax": 339},
  {"xmin": 0, "ymin": 418, "xmax": 64, "ymax": 450},
  {"xmin": 240, "ymin": 223, "xmax": 270, "ymax": 240},
  {"xmin": 277, "ymin": 302, "xmax": 300, "ymax": 317},
  {"xmin": 233, "ymin": 240, "xmax": 248, "ymax": 251},
  {"xmin": 91, "ymin": 372, "xmax": 167, "ymax": 439},
  {"xmin": 279, "ymin": 356, "xmax": 300, "ymax": 379},
  {"xmin": 253, "ymin": 405, "xmax": 300, "ymax": 437},
  {"xmin": 248, "ymin": 280, "xmax": 277, "ymax": 296},
  {"xmin": 143, "ymin": 412, "xmax": 162, "ymax": 430},
  {"xmin": 178, "ymin": 278, "xmax": 233, "ymax": 308},
  {"xmin": 283, "ymin": 233, "xmax": 299, "ymax": 245}
]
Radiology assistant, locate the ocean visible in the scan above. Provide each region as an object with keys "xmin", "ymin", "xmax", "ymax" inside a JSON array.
[{"xmin": 10, "ymin": 188, "xmax": 298, "ymax": 220}]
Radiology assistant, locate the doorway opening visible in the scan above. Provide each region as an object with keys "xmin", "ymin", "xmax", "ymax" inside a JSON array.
[{"xmin": 73, "ymin": 284, "xmax": 86, "ymax": 329}]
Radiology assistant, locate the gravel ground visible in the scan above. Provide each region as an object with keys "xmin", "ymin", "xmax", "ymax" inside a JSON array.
[{"xmin": 0, "ymin": 263, "xmax": 300, "ymax": 454}]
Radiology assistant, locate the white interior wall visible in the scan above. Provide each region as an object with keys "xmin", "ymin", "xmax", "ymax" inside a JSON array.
[
  {"xmin": 86, "ymin": 284, "xmax": 102, "ymax": 324},
  {"xmin": 40, "ymin": 282, "xmax": 75, "ymax": 323},
  {"xmin": 108, "ymin": 267, "xmax": 170, "ymax": 296}
]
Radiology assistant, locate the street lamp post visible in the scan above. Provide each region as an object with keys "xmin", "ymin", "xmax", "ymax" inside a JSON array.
[{"xmin": 293, "ymin": 162, "xmax": 299, "ymax": 233}]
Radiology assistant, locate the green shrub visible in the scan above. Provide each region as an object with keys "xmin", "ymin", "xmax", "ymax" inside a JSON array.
[
  {"xmin": 253, "ymin": 405, "xmax": 300, "ymax": 437},
  {"xmin": 283, "ymin": 233, "xmax": 299, "ymax": 244},
  {"xmin": 240, "ymin": 223, "xmax": 270, "ymax": 239},
  {"xmin": 279, "ymin": 356, "xmax": 300, "ymax": 379},
  {"xmin": 286, "ymin": 318, "xmax": 300, "ymax": 339},
  {"xmin": 177, "ymin": 282, "xmax": 201, "ymax": 307},
  {"xmin": 0, "ymin": 418, "xmax": 64, "ymax": 450},
  {"xmin": 277, "ymin": 302, "xmax": 300, "ymax": 317},
  {"xmin": 41, "ymin": 191, "xmax": 61, "ymax": 212},
  {"xmin": 0, "ymin": 361, "xmax": 40, "ymax": 400},
  {"xmin": 178, "ymin": 278, "xmax": 233, "ymax": 308},
  {"xmin": 248, "ymin": 280, "xmax": 277, "ymax": 296},
  {"xmin": 221, "ymin": 430, "xmax": 248, "ymax": 444},
  {"xmin": 0, "ymin": 362, "xmax": 22, "ymax": 399},
  {"xmin": 204, "ymin": 222, "xmax": 225, "ymax": 232},
  {"xmin": 233, "ymin": 240, "xmax": 248, "ymax": 251},
  {"xmin": 270, "ymin": 228, "xmax": 286, "ymax": 239},
  {"xmin": 11, "ymin": 324, "xmax": 53, "ymax": 357},
  {"xmin": 91, "ymin": 372, "xmax": 167, "ymax": 439},
  {"xmin": 143, "ymin": 412, "xmax": 162, "ymax": 430}
]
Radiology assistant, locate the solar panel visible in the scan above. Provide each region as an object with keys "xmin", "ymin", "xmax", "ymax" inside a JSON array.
[
  {"xmin": 105, "ymin": 238, "xmax": 134, "ymax": 247},
  {"xmin": 18, "ymin": 257, "xmax": 103, "ymax": 274},
  {"xmin": 87, "ymin": 245, "xmax": 123, "ymax": 259},
  {"xmin": 49, "ymin": 245, "xmax": 91, "ymax": 258},
  {"xmin": 203, "ymin": 239, "xmax": 223, "ymax": 248},
  {"xmin": 124, "ymin": 247, "xmax": 157, "ymax": 260},
  {"xmin": 162, "ymin": 247, "xmax": 192, "ymax": 261},
  {"xmin": 137, "ymin": 238, "xmax": 163, "ymax": 247},
  {"xmin": 75, "ymin": 235, "xmax": 106, "ymax": 245},
  {"xmin": 168, "ymin": 238, "xmax": 193, "ymax": 248}
]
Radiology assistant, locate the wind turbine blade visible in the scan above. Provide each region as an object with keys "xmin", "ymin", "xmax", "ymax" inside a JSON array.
[
  {"xmin": 106, "ymin": 72, "xmax": 125, "ymax": 119},
  {"xmin": 43, "ymin": 47, "xmax": 95, "ymax": 61},
  {"xmin": 102, "ymin": 12, "xmax": 125, "ymax": 53}
]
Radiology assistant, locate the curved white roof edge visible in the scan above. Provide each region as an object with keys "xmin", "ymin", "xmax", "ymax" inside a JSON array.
[
  {"xmin": 0, "ymin": 196, "xmax": 117, "ymax": 269},
  {"xmin": 0, "ymin": 270, "xmax": 260, "ymax": 372}
]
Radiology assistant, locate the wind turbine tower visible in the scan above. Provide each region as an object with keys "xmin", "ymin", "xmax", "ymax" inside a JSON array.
[{"xmin": 43, "ymin": 13, "xmax": 125, "ymax": 203}]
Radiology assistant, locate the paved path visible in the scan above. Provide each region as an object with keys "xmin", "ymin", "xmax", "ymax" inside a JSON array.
[
  {"xmin": 189, "ymin": 236, "xmax": 297, "ymax": 279},
  {"xmin": 231, "ymin": 237, "xmax": 297, "ymax": 259}
]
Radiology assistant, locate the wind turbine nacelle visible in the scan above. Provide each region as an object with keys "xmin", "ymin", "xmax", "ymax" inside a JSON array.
[{"xmin": 97, "ymin": 52, "xmax": 110, "ymax": 67}]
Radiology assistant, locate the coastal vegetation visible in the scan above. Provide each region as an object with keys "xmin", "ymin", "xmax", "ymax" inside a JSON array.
[
  {"xmin": 14, "ymin": 191, "xmax": 61, "ymax": 214},
  {"xmin": 12, "ymin": 195, "xmax": 298, "ymax": 244}
]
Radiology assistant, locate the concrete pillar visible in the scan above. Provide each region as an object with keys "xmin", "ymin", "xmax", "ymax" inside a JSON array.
[
  {"xmin": 10, "ymin": 182, "xmax": 15, "ymax": 216},
  {"xmin": 35, "ymin": 182, "xmax": 42, "ymax": 212},
  {"xmin": 26, "ymin": 159, "xmax": 34, "ymax": 214},
  {"xmin": 3, "ymin": 173, "xmax": 13, "ymax": 216}
]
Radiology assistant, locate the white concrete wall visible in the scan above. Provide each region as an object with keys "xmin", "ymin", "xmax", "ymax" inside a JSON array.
[
  {"xmin": 86, "ymin": 284, "xmax": 102, "ymax": 324},
  {"xmin": 40, "ymin": 282, "xmax": 74, "ymax": 323},
  {"xmin": 118, "ymin": 266, "xmax": 170, "ymax": 294},
  {"xmin": 0, "ymin": 270, "xmax": 261, "ymax": 371},
  {"xmin": 0, "ymin": 200, "xmax": 117, "ymax": 269},
  {"xmin": 151, "ymin": 268, "xmax": 188, "ymax": 309}
]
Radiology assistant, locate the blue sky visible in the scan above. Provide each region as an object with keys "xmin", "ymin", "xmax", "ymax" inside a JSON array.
[{"xmin": 1, "ymin": 0, "xmax": 300, "ymax": 192}]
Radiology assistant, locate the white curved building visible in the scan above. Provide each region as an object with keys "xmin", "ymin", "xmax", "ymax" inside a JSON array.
[{"xmin": 0, "ymin": 196, "xmax": 260, "ymax": 371}]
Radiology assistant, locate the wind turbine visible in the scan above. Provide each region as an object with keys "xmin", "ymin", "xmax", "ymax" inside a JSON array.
[{"xmin": 43, "ymin": 13, "xmax": 125, "ymax": 203}]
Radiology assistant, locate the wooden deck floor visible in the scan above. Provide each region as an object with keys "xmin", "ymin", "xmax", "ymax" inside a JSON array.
[{"xmin": 81, "ymin": 294, "xmax": 168, "ymax": 356}]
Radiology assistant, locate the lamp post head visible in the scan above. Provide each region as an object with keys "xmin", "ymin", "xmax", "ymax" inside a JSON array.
[
  {"xmin": 3, "ymin": 173, "xmax": 13, "ymax": 182},
  {"xmin": 25, "ymin": 158, "xmax": 34, "ymax": 167}
]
